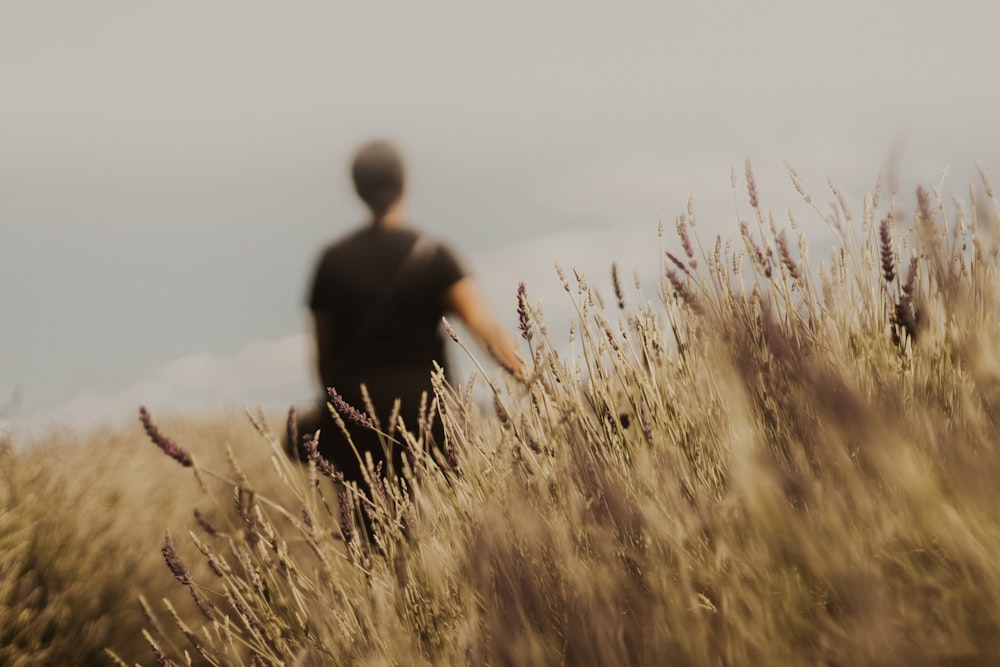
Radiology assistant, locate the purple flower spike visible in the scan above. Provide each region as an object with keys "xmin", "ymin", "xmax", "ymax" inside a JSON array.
[
  {"xmin": 327, "ymin": 388, "xmax": 374, "ymax": 429},
  {"xmin": 338, "ymin": 492, "xmax": 356, "ymax": 544},
  {"xmin": 161, "ymin": 531, "xmax": 192, "ymax": 585},
  {"xmin": 304, "ymin": 433, "xmax": 343, "ymax": 482},
  {"xmin": 879, "ymin": 217, "xmax": 896, "ymax": 284},
  {"xmin": 139, "ymin": 406, "xmax": 193, "ymax": 467},
  {"xmin": 517, "ymin": 282, "xmax": 532, "ymax": 341}
]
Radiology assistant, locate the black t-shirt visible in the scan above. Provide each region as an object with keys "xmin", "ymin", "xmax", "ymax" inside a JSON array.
[{"xmin": 308, "ymin": 224, "xmax": 465, "ymax": 402}]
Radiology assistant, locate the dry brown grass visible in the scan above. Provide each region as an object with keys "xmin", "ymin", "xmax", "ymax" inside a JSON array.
[
  {"xmin": 0, "ymin": 414, "xmax": 284, "ymax": 665},
  {"xmin": 4, "ymin": 163, "xmax": 1000, "ymax": 666}
]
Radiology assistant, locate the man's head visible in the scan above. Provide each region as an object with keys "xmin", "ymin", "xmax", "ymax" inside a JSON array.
[{"xmin": 351, "ymin": 140, "xmax": 405, "ymax": 220}]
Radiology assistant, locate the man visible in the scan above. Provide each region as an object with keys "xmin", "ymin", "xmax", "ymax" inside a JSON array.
[{"xmin": 305, "ymin": 139, "xmax": 521, "ymax": 485}]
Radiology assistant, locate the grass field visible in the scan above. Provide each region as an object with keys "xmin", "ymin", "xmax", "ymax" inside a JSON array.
[{"xmin": 4, "ymin": 164, "xmax": 1000, "ymax": 665}]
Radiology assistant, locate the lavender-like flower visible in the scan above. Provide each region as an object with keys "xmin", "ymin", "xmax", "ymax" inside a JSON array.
[
  {"xmin": 916, "ymin": 185, "xmax": 933, "ymax": 224},
  {"xmin": 879, "ymin": 217, "xmax": 896, "ymax": 284},
  {"xmin": 327, "ymin": 387, "xmax": 374, "ymax": 429},
  {"xmin": 190, "ymin": 587, "xmax": 215, "ymax": 621},
  {"xmin": 745, "ymin": 157, "xmax": 760, "ymax": 209},
  {"xmin": 443, "ymin": 438, "xmax": 460, "ymax": 471},
  {"xmin": 494, "ymin": 394, "xmax": 511, "ymax": 427},
  {"xmin": 777, "ymin": 229, "xmax": 801, "ymax": 281},
  {"xmin": 667, "ymin": 269, "xmax": 702, "ymax": 313},
  {"xmin": 676, "ymin": 215, "xmax": 695, "ymax": 259},
  {"xmin": 303, "ymin": 434, "xmax": 342, "ymax": 481},
  {"xmin": 139, "ymin": 406, "xmax": 192, "ymax": 467},
  {"xmin": 193, "ymin": 508, "xmax": 219, "ymax": 536},
  {"xmin": 338, "ymin": 492, "xmax": 355, "ymax": 544},
  {"xmin": 521, "ymin": 417, "xmax": 542, "ymax": 454},
  {"xmin": 892, "ymin": 255, "xmax": 921, "ymax": 346},
  {"xmin": 161, "ymin": 531, "xmax": 192, "ymax": 585},
  {"xmin": 639, "ymin": 402, "xmax": 654, "ymax": 443},
  {"xmin": 517, "ymin": 282, "xmax": 532, "ymax": 340},
  {"xmin": 611, "ymin": 263, "xmax": 625, "ymax": 310},
  {"xmin": 206, "ymin": 552, "xmax": 225, "ymax": 578},
  {"xmin": 372, "ymin": 461, "xmax": 389, "ymax": 507},
  {"xmin": 739, "ymin": 221, "xmax": 772, "ymax": 278},
  {"xmin": 149, "ymin": 640, "xmax": 176, "ymax": 667},
  {"xmin": 227, "ymin": 585, "xmax": 263, "ymax": 636},
  {"xmin": 902, "ymin": 256, "xmax": 919, "ymax": 297},
  {"xmin": 666, "ymin": 251, "xmax": 688, "ymax": 274}
]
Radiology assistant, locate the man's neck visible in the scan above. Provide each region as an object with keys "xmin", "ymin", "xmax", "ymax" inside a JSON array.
[{"xmin": 375, "ymin": 201, "xmax": 406, "ymax": 228}]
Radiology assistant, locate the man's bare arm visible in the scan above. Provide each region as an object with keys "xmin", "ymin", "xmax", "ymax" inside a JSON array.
[{"xmin": 445, "ymin": 277, "xmax": 523, "ymax": 377}]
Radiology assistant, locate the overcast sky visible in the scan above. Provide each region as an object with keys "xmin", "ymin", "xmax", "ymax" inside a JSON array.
[{"xmin": 3, "ymin": 1, "xmax": 999, "ymax": 437}]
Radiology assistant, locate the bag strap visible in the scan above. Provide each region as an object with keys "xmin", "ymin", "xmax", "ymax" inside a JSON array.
[{"xmin": 327, "ymin": 235, "xmax": 435, "ymax": 378}]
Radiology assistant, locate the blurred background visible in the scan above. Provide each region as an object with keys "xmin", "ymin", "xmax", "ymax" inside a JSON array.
[{"xmin": 3, "ymin": 0, "xmax": 999, "ymax": 438}]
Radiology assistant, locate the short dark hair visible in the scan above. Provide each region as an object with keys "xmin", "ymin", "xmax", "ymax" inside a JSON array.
[{"xmin": 351, "ymin": 140, "xmax": 405, "ymax": 219}]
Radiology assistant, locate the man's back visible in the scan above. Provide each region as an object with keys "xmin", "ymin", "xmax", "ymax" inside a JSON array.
[{"xmin": 308, "ymin": 224, "xmax": 464, "ymax": 386}]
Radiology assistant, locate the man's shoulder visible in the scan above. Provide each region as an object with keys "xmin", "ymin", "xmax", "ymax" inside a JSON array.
[
  {"xmin": 315, "ymin": 225, "xmax": 373, "ymax": 260},
  {"xmin": 315, "ymin": 224, "xmax": 458, "ymax": 270}
]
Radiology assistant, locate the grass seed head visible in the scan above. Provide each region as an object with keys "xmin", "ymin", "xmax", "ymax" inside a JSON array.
[{"xmin": 139, "ymin": 406, "xmax": 192, "ymax": 467}]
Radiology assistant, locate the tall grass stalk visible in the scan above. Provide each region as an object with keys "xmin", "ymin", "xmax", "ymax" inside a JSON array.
[{"xmin": 5, "ymin": 164, "xmax": 1000, "ymax": 665}]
